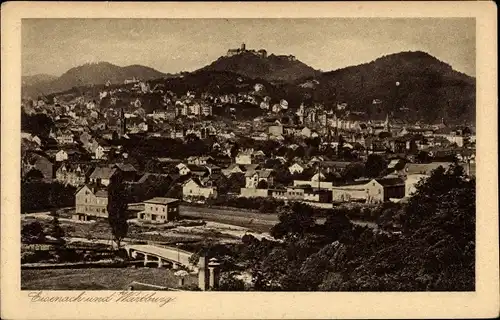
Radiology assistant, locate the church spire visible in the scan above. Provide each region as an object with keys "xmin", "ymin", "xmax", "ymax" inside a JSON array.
[{"xmin": 384, "ymin": 113, "xmax": 391, "ymax": 132}]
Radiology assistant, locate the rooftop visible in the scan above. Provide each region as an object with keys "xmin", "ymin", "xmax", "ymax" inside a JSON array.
[
  {"xmin": 89, "ymin": 167, "xmax": 117, "ymax": 180},
  {"xmin": 144, "ymin": 197, "xmax": 179, "ymax": 205},
  {"xmin": 375, "ymin": 177, "xmax": 405, "ymax": 187}
]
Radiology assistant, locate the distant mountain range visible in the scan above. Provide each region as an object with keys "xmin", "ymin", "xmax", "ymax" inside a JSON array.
[
  {"xmin": 22, "ymin": 50, "xmax": 475, "ymax": 124},
  {"xmin": 22, "ymin": 74, "xmax": 59, "ymax": 87},
  {"xmin": 22, "ymin": 62, "xmax": 167, "ymax": 98}
]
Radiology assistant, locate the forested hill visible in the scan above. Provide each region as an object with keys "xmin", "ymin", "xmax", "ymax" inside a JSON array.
[
  {"xmin": 296, "ymin": 51, "xmax": 475, "ymax": 124},
  {"xmin": 199, "ymin": 52, "xmax": 321, "ymax": 82}
]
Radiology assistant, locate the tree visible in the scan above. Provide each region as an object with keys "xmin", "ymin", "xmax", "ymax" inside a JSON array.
[
  {"xmin": 144, "ymin": 160, "xmax": 164, "ymax": 173},
  {"xmin": 230, "ymin": 144, "xmax": 240, "ymax": 160},
  {"xmin": 226, "ymin": 173, "xmax": 245, "ymax": 193},
  {"xmin": 185, "ymin": 133, "xmax": 199, "ymax": 144},
  {"xmin": 256, "ymin": 180, "xmax": 269, "ymax": 189},
  {"xmin": 342, "ymin": 162, "xmax": 365, "ymax": 182},
  {"xmin": 270, "ymin": 202, "xmax": 315, "ymax": 240},
  {"xmin": 21, "ymin": 111, "xmax": 54, "ymax": 139},
  {"xmin": 415, "ymin": 150, "xmax": 432, "ymax": 163},
  {"xmin": 364, "ymin": 154, "xmax": 387, "ymax": 178},
  {"xmin": 322, "ymin": 211, "xmax": 353, "ymax": 242},
  {"xmin": 21, "ymin": 221, "xmax": 46, "ymax": 244},
  {"xmin": 345, "ymin": 163, "xmax": 475, "ymax": 291},
  {"xmin": 48, "ymin": 211, "xmax": 66, "ymax": 244},
  {"xmin": 24, "ymin": 169, "xmax": 44, "ymax": 182},
  {"xmin": 166, "ymin": 183, "xmax": 183, "ymax": 199},
  {"xmin": 188, "ymin": 252, "xmax": 200, "ymax": 266},
  {"xmin": 218, "ymin": 272, "xmax": 246, "ymax": 291},
  {"xmin": 107, "ymin": 175, "xmax": 129, "ymax": 248}
]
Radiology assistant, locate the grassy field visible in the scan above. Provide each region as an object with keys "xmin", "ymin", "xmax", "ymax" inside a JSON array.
[
  {"xmin": 21, "ymin": 267, "xmax": 197, "ymax": 290},
  {"xmin": 180, "ymin": 205, "xmax": 278, "ymax": 221},
  {"xmin": 180, "ymin": 206, "xmax": 276, "ymax": 233}
]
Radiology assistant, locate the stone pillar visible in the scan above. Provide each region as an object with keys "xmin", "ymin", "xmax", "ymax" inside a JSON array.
[
  {"xmin": 198, "ymin": 255, "xmax": 209, "ymax": 291},
  {"xmin": 172, "ymin": 263, "xmax": 179, "ymax": 270},
  {"xmin": 143, "ymin": 254, "xmax": 149, "ymax": 267},
  {"xmin": 208, "ymin": 258, "xmax": 221, "ymax": 289},
  {"xmin": 157, "ymin": 257, "xmax": 163, "ymax": 268}
]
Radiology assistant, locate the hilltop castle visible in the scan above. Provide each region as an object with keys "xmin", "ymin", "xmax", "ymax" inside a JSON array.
[
  {"xmin": 226, "ymin": 43, "xmax": 268, "ymax": 58},
  {"xmin": 226, "ymin": 43, "xmax": 297, "ymax": 62}
]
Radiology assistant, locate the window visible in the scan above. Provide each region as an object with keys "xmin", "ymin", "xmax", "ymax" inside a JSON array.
[
  {"xmin": 102, "ymin": 208, "xmax": 106, "ymax": 213},
  {"xmin": 378, "ymin": 189, "xmax": 381, "ymax": 194}
]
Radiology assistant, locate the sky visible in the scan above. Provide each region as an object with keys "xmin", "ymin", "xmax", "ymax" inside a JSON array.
[{"xmin": 22, "ymin": 18, "xmax": 476, "ymax": 77}]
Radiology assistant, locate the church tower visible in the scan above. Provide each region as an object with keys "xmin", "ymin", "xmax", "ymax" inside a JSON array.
[
  {"xmin": 384, "ymin": 113, "xmax": 391, "ymax": 132},
  {"xmin": 117, "ymin": 108, "xmax": 126, "ymax": 137}
]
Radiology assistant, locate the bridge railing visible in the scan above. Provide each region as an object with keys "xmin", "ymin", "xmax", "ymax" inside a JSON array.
[{"xmin": 144, "ymin": 242, "xmax": 194, "ymax": 256}]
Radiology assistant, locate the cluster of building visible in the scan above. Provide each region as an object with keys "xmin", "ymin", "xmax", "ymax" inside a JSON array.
[
  {"xmin": 239, "ymin": 156, "xmax": 474, "ymax": 208},
  {"xmin": 21, "ymin": 68, "xmax": 476, "ymax": 221}
]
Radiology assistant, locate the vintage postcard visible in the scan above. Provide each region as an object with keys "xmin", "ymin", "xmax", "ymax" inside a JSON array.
[{"xmin": 1, "ymin": 1, "xmax": 498, "ymax": 319}]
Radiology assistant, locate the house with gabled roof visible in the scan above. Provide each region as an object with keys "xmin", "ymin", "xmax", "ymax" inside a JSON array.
[
  {"xmin": 235, "ymin": 150, "xmax": 253, "ymax": 165},
  {"xmin": 366, "ymin": 178, "xmax": 405, "ymax": 203},
  {"xmin": 222, "ymin": 163, "xmax": 244, "ymax": 177},
  {"xmin": 176, "ymin": 163, "xmax": 191, "ymax": 176},
  {"xmin": 288, "ymin": 162, "xmax": 305, "ymax": 175},
  {"xmin": 55, "ymin": 162, "xmax": 94, "ymax": 187},
  {"xmin": 88, "ymin": 166, "xmax": 117, "ymax": 186},
  {"xmin": 74, "ymin": 184, "xmax": 109, "ymax": 220},
  {"xmin": 182, "ymin": 178, "xmax": 218, "ymax": 201},
  {"xmin": 244, "ymin": 169, "xmax": 274, "ymax": 188}
]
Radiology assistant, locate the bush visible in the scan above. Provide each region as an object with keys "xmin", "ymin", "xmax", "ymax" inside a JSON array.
[
  {"xmin": 21, "ymin": 221, "xmax": 47, "ymax": 244},
  {"xmin": 179, "ymin": 283, "xmax": 201, "ymax": 291},
  {"xmin": 188, "ymin": 252, "xmax": 200, "ymax": 266},
  {"xmin": 218, "ymin": 272, "xmax": 246, "ymax": 291},
  {"xmin": 55, "ymin": 248, "xmax": 82, "ymax": 263},
  {"xmin": 21, "ymin": 250, "xmax": 54, "ymax": 264}
]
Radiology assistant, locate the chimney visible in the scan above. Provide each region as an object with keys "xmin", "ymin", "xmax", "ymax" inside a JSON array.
[
  {"xmin": 197, "ymin": 254, "xmax": 209, "ymax": 291},
  {"xmin": 241, "ymin": 43, "xmax": 246, "ymax": 51}
]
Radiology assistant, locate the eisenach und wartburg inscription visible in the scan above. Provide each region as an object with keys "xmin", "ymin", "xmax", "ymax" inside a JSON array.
[
  {"xmin": 21, "ymin": 18, "xmax": 475, "ymax": 291},
  {"xmin": 28, "ymin": 291, "xmax": 176, "ymax": 307}
]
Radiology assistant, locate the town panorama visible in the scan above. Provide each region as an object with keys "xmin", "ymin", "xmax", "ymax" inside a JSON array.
[{"xmin": 21, "ymin": 19, "xmax": 476, "ymax": 292}]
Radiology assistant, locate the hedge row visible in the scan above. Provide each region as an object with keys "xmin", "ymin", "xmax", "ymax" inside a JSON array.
[
  {"xmin": 21, "ymin": 182, "xmax": 77, "ymax": 212},
  {"xmin": 206, "ymin": 195, "xmax": 286, "ymax": 214}
]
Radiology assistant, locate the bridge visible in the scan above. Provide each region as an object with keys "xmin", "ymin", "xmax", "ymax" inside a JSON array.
[{"xmin": 123, "ymin": 244, "xmax": 198, "ymax": 272}]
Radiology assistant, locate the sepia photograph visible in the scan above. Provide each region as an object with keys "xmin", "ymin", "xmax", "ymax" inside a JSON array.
[
  {"xmin": 2, "ymin": 1, "xmax": 498, "ymax": 319},
  {"xmin": 18, "ymin": 16, "xmax": 479, "ymax": 292}
]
